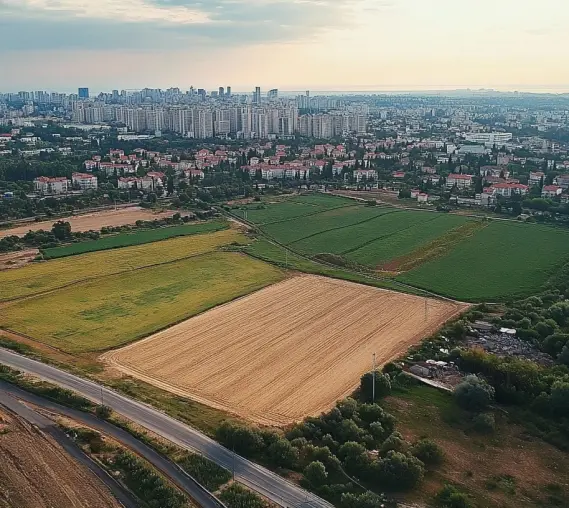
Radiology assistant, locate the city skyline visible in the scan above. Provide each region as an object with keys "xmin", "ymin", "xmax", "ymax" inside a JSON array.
[{"xmin": 1, "ymin": 0, "xmax": 569, "ymax": 92}]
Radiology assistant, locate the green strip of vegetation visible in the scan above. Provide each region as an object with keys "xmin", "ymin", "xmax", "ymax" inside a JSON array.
[
  {"xmin": 41, "ymin": 221, "xmax": 228, "ymax": 259},
  {"xmin": 176, "ymin": 453, "xmax": 232, "ymax": 492},
  {"xmin": 218, "ymin": 483, "xmax": 268, "ymax": 508}
]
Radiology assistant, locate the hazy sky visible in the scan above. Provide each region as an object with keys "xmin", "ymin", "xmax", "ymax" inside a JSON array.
[{"xmin": 1, "ymin": 0, "xmax": 568, "ymax": 92}]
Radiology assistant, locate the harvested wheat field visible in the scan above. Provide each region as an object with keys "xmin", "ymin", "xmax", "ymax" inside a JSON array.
[
  {"xmin": 104, "ymin": 275, "xmax": 466, "ymax": 426},
  {"xmin": 0, "ymin": 207, "xmax": 174, "ymax": 238},
  {"xmin": 0, "ymin": 408, "xmax": 120, "ymax": 508}
]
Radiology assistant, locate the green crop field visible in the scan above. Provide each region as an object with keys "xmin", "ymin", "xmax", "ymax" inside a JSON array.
[
  {"xmin": 0, "ymin": 252, "xmax": 284, "ymax": 353},
  {"xmin": 288, "ymin": 210, "xmax": 441, "ymax": 256},
  {"xmin": 398, "ymin": 221, "xmax": 569, "ymax": 301},
  {"xmin": 232, "ymin": 193, "xmax": 352, "ymax": 224},
  {"xmin": 347, "ymin": 214, "xmax": 470, "ymax": 267},
  {"xmin": 0, "ymin": 229, "xmax": 246, "ymax": 301},
  {"xmin": 42, "ymin": 221, "xmax": 228, "ymax": 258}
]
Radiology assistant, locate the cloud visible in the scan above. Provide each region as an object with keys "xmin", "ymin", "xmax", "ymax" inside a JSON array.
[{"xmin": 0, "ymin": 0, "xmax": 372, "ymax": 51}]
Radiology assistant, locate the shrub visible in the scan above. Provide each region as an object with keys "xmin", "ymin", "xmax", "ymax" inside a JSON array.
[
  {"xmin": 215, "ymin": 421, "xmax": 264, "ymax": 457},
  {"xmin": 454, "ymin": 375, "xmax": 495, "ymax": 412},
  {"xmin": 95, "ymin": 405, "xmax": 112, "ymax": 419},
  {"xmin": 435, "ymin": 484, "xmax": 474, "ymax": 508},
  {"xmin": 360, "ymin": 371, "xmax": 391, "ymax": 402},
  {"xmin": 267, "ymin": 439, "xmax": 298, "ymax": 469},
  {"xmin": 472, "ymin": 413, "xmax": 495, "ymax": 434},
  {"xmin": 177, "ymin": 453, "xmax": 232, "ymax": 491},
  {"xmin": 411, "ymin": 439, "xmax": 444, "ymax": 466},
  {"xmin": 341, "ymin": 491, "xmax": 387, "ymax": 508},
  {"xmin": 219, "ymin": 483, "xmax": 266, "ymax": 508},
  {"xmin": 338, "ymin": 442, "xmax": 371, "ymax": 477},
  {"xmin": 304, "ymin": 461, "xmax": 328, "ymax": 486},
  {"xmin": 380, "ymin": 432, "xmax": 407, "ymax": 454},
  {"xmin": 375, "ymin": 451, "xmax": 425, "ymax": 491}
]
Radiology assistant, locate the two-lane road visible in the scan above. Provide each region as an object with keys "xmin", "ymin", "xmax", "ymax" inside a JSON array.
[{"xmin": 0, "ymin": 348, "xmax": 333, "ymax": 508}]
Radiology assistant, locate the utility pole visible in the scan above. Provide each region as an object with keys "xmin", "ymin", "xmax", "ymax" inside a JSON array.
[
  {"xmin": 372, "ymin": 353, "xmax": 376, "ymax": 403},
  {"xmin": 232, "ymin": 443, "xmax": 236, "ymax": 481},
  {"xmin": 100, "ymin": 386, "xmax": 104, "ymax": 407},
  {"xmin": 285, "ymin": 248, "xmax": 288, "ymax": 268}
]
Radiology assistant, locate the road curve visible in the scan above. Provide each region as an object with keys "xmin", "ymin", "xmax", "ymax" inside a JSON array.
[
  {"xmin": 0, "ymin": 388, "xmax": 138, "ymax": 508},
  {"xmin": 0, "ymin": 382, "xmax": 224, "ymax": 508},
  {"xmin": 0, "ymin": 348, "xmax": 333, "ymax": 508}
]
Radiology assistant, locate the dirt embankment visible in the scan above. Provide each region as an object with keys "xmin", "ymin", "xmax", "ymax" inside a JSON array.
[{"xmin": 0, "ymin": 407, "xmax": 121, "ymax": 508}]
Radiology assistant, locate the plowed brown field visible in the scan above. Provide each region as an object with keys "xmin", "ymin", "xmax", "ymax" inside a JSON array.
[
  {"xmin": 103, "ymin": 276, "xmax": 466, "ymax": 426},
  {"xmin": 0, "ymin": 207, "xmax": 174, "ymax": 238},
  {"xmin": 0, "ymin": 408, "xmax": 120, "ymax": 508}
]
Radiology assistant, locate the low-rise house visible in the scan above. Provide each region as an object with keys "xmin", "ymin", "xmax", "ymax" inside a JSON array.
[
  {"xmin": 554, "ymin": 174, "xmax": 569, "ymax": 190},
  {"xmin": 542, "ymin": 185, "xmax": 563, "ymax": 199},
  {"xmin": 446, "ymin": 173, "xmax": 473, "ymax": 189},
  {"xmin": 72, "ymin": 172, "xmax": 98, "ymax": 191},
  {"xmin": 529, "ymin": 171, "xmax": 545, "ymax": 186},
  {"xmin": 34, "ymin": 176, "xmax": 69, "ymax": 194},
  {"xmin": 417, "ymin": 193, "xmax": 429, "ymax": 203},
  {"xmin": 491, "ymin": 183, "xmax": 529, "ymax": 197},
  {"xmin": 353, "ymin": 169, "xmax": 377, "ymax": 183}
]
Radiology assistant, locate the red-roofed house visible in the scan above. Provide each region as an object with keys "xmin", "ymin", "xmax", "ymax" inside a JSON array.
[
  {"xmin": 542, "ymin": 185, "xmax": 563, "ymax": 199},
  {"xmin": 34, "ymin": 176, "xmax": 69, "ymax": 194},
  {"xmin": 72, "ymin": 172, "xmax": 98, "ymax": 190},
  {"xmin": 492, "ymin": 183, "xmax": 529, "ymax": 197}
]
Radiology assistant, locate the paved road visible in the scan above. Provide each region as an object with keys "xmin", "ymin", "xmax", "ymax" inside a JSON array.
[
  {"xmin": 0, "ymin": 388, "xmax": 138, "ymax": 508},
  {"xmin": 0, "ymin": 349, "xmax": 333, "ymax": 508},
  {"xmin": 0, "ymin": 381, "xmax": 224, "ymax": 508}
]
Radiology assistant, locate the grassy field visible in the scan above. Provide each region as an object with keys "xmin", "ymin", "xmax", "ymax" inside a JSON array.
[
  {"xmin": 42, "ymin": 221, "xmax": 228, "ymax": 258},
  {"xmin": 0, "ymin": 229, "xmax": 246, "ymax": 301},
  {"xmin": 384, "ymin": 384, "xmax": 569, "ymax": 508},
  {"xmin": 0, "ymin": 252, "xmax": 284, "ymax": 353},
  {"xmin": 398, "ymin": 221, "xmax": 569, "ymax": 301},
  {"xmin": 232, "ymin": 193, "xmax": 352, "ymax": 224}
]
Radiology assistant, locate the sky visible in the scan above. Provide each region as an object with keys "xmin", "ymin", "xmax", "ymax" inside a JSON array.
[{"xmin": 1, "ymin": 0, "xmax": 569, "ymax": 93}]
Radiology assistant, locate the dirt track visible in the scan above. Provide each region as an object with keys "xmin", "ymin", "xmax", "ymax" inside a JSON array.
[
  {"xmin": 0, "ymin": 207, "xmax": 175, "ymax": 238},
  {"xmin": 104, "ymin": 275, "xmax": 467, "ymax": 426},
  {"xmin": 0, "ymin": 408, "xmax": 120, "ymax": 508}
]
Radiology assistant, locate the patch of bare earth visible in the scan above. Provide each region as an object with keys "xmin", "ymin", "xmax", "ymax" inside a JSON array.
[
  {"xmin": 0, "ymin": 207, "xmax": 176, "ymax": 239},
  {"xmin": 0, "ymin": 408, "xmax": 120, "ymax": 508},
  {"xmin": 0, "ymin": 249, "xmax": 39, "ymax": 270},
  {"xmin": 102, "ymin": 275, "xmax": 466, "ymax": 426}
]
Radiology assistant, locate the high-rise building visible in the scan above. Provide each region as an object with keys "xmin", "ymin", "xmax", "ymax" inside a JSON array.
[
  {"xmin": 78, "ymin": 88, "xmax": 89, "ymax": 99},
  {"xmin": 219, "ymin": 87, "xmax": 225, "ymax": 97},
  {"xmin": 226, "ymin": 86, "xmax": 232, "ymax": 97},
  {"xmin": 268, "ymin": 89, "xmax": 279, "ymax": 100},
  {"xmin": 253, "ymin": 87, "xmax": 261, "ymax": 104}
]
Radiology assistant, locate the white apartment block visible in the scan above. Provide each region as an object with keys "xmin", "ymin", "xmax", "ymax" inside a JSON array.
[
  {"xmin": 34, "ymin": 176, "xmax": 70, "ymax": 194},
  {"xmin": 72, "ymin": 172, "xmax": 98, "ymax": 190}
]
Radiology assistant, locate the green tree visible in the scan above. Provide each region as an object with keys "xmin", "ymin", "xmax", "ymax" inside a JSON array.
[
  {"xmin": 340, "ymin": 492, "xmax": 387, "ymax": 508},
  {"xmin": 304, "ymin": 461, "xmax": 328, "ymax": 486},
  {"xmin": 435, "ymin": 484, "xmax": 474, "ymax": 508},
  {"xmin": 454, "ymin": 375, "xmax": 495, "ymax": 412},
  {"xmin": 360, "ymin": 371, "xmax": 391, "ymax": 402},
  {"xmin": 51, "ymin": 220, "xmax": 71, "ymax": 240},
  {"xmin": 411, "ymin": 439, "xmax": 444, "ymax": 466},
  {"xmin": 267, "ymin": 439, "xmax": 298, "ymax": 469},
  {"xmin": 375, "ymin": 451, "xmax": 425, "ymax": 491}
]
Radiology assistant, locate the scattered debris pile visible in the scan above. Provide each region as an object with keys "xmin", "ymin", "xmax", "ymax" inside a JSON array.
[
  {"xmin": 465, "ymin": 326, "xmax": 554, "ymax": 367},
  {"xmin": 407, "ymin": 359, "xmax": 464, "ymax": 389}
]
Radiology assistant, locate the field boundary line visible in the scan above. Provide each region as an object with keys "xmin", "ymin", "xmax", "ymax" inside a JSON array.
[
  {"xmin": 253, "ymin": 203, "xmax": 356, "ymax": 226},
  {"xmin": 339, "ymin": 213, "xmax": 442, "ymax": 256},
  {"xmin": 0, "ymin": 249, "xmax": 229, "ymax": 305},
  {"xmin": 220, "ymin": 207, "xmax": 465, "ymax": 303},
  {"xmin": 284, "ymin": 209, "xmax": 399, "ymax": 247}
]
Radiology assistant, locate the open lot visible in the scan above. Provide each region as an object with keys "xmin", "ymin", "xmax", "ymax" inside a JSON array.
[
  {"xmin": 0, "ymin": 206, "xmax": 175, "ymax": 239},
  {"xmin": 0, "ymin": 228, "xmax": 244, "ymax": 301},
  {"xmin": 0, "ymin": 407, "xmax": 120, "ymax": 508},
  {"xmin": 103, "ymin": 275, "xmax": 465, "ymax": 426},
  {"xmin": 1, "ymin": 252, "xmax": 283, "ymax": 353}
]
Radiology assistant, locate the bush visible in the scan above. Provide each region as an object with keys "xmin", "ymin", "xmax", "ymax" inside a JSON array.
[
  {"xmin": 380, "ymin": 432, "xmax": 407, "ymax": 454},
  {"xmin": 454, "ymin": 375, "xmax": 495, "ymax": 412},
  {"xmin": 375, "ymin": 451, "xmax": 424, "ymax": 491},
  {"xmin": 177, "ymin": 453, "xmax": 232, "ymax": 491},
  {"xmin": 360, "ymin": 371, "xmax": 391, "ymax": 402},
  {"xmin": 472, "ymin": 413, "xmax": 495, "ymax": 434},
  {"xmin": 338, "ymin": 442, "xmax": 371, "ymax": 477},
  {"xmin": 304, "ymin": 461, "xmax": 328, "ymax": 486},
  {"xmin": 215, "ymin": 421, "xmax": 264, "ymax": 457},
  {"xmin": 341, "ymin": 491, "xmax": 387, "ymax": 508},
  {"xmin": 267, "ymin": 439, "xmax": 298, "ymax": 469},
  {"xmin": 435, "ymin": 484, "xmax": 474, "ymax": 508},
  {"xmin": 411, "ymin": 439, "xmax": 444, "ymax": 466},
  {"xmin": 219, "ymin": 483, "xmax": 266, "ymax": 508},
  {"xmin": 95, "ymin": 405, "xmax": 112, "ymax": 419}
]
